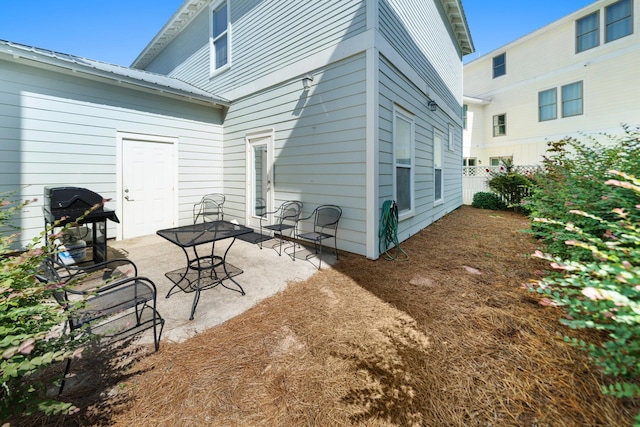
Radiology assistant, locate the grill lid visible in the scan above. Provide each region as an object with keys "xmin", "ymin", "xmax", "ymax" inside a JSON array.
[{"xmin": 43, "ymin": 186, "xmax": 119, "ymax": 224}]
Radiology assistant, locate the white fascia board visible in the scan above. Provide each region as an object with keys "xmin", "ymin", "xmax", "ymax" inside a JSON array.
[{"xmin": 463, "ymin": 95, "xmax": 491, "ymax": 105}]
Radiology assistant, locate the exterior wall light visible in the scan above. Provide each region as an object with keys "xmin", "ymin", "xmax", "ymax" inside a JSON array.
[
  {"xmin": 428, "ymin": 100, "xmax": 438, "ymax": 111},
  {"xmin": 302, "ymin": 74, "xmax": 314, "ymax": 90}
]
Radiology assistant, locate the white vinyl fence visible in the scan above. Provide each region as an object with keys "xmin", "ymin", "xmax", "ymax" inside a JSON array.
[{"xmin": 462, "ymin": 165, "xmax": 541, "ymax": 205}]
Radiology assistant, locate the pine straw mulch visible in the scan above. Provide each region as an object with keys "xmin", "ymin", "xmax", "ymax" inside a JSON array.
[{"xmin": 13, "ymin": 205, "xmax": 640, "ymax": 426}]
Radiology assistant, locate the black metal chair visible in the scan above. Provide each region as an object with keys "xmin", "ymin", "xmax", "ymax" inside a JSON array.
[
  {"xmin": 193, "ymin": 193, "xmax": 225, "ymax": 223},
  {"xmin": 295, "ymin": 205, "xmax": 342, "ymax": 269},
  {"xmin": 37, "ymin": 258, "xmax": 164, "ymax": 394},
  {"xmin": 259, "ymin": 201, "xmax": 303, "ymax": 256}
]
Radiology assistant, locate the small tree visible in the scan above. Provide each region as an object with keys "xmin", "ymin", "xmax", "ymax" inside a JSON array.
[
  {"xmin": 486, "ymin": 159, "xmax": 535, "ymax": 210},
  {"xmin": 1, "ymin": 193, "xmax": 86, "ymax": 422}
]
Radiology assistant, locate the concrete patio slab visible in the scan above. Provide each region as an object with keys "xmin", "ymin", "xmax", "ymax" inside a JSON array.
[{"xmin": 107, "ymin": 234, "xmax": 330, "ymax": 344}]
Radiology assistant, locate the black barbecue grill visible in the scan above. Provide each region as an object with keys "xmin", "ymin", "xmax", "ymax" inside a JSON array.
[{"xmin": 44, "ymin": 186, "xmax": 119, "ymax": 264}]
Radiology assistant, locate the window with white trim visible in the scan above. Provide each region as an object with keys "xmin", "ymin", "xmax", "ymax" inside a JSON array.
[
  {"xmin": 210, "ymin": 0, "xmax": 230, "ymax": 74},
  {"xmin": 393, "ymin": 107, "xmax": 415, "ymax": 216},
  {"xmin": 434, "ymin": 129, "xmax": 443, "ymax": 204}
]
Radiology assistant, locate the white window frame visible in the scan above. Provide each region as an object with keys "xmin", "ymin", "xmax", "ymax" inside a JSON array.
[
  {"xmin": 434, "ymin": 128, "xmax": 444, "ymax": 205},
  {"xmin": 393, "ymin": 106, "xmax": 415, "ymax": 219},
  {"xmin": 209, "ymin": 0, "xmax": 231, "ymax": 76}
]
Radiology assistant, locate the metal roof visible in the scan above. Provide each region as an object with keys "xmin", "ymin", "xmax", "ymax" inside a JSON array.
[{"xmin": 0, "ymin": 39, "xmax": 230, "ymax": 108}]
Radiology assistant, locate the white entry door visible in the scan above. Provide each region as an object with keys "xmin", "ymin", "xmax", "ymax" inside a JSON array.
[
  {"xmin": 246, "ymin": 132, "xmax": 274, "ymax": 229},
  {"xmin": 122, "ymin": 138, "xmax": 175, "ymax": 239}
]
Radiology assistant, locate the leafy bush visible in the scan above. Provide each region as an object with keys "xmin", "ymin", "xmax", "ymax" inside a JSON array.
[
  {"xmin": 1, "ymin": 193, "xmax": 86, "ymax": 422},
  {"xmin": 472, "ymin": 192, "xmax": 507, "ymax": 210},
  {"xmin": 531, "ymin": 171, "xmax": 640, "ymax": 421},
  {"xmin": 527, "ymin": 125, "xmax": 640, "ymax": 259},
  {"xmin": 487, "ymin": 159, "xmax": 535, "ymax": 208}
]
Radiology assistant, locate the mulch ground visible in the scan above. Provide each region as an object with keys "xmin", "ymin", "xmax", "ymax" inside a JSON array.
[{"xmin": 12, "ymin": 205, "xmax": 640, "ymax": 426}]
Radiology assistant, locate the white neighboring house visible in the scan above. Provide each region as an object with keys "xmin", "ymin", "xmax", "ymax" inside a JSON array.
[
  {"xmin": 463, "ymin": 0, "xmax": 640, "ymax": 169},
  {"xmin": 1, "ymin": 0, "xmax": 473, "ymax": 259}
]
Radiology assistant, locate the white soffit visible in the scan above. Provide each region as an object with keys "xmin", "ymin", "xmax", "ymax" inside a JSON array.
[
  {"xmin": 132, "ymin": 0, "xmax": 210, "ymax": 69},
  {"xmin": 440, "ymin": 0, "xmax": 475, "ymax": 55}
]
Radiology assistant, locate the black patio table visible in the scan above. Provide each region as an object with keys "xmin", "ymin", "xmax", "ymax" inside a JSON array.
[{"xmin": 156, "ymin": 220, "xmax": 253, "ymax": 320}]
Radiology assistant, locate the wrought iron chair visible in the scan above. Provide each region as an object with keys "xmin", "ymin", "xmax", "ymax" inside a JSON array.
[
  {"xmin": 295, "ymin": 205, "xmax": 342, "ymax": 269},
  {"xmin": 37, "ymin": 257, "xmax": 164, "ymax": 394},
  {"xmin": 259, "ymin": 201, "xmax": 303, "ymax": 256},
  {"xmin": 193, "ymin": 193, "xmax": 225, "ymax": 223}
]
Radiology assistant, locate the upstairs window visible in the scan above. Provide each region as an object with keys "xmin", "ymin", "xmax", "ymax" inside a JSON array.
[
  {"xmin": 576, "ymin": 11, "xmax": 599, "ymax": 52},
  {"xmin": 493, "ymin": 114, "xmax": 506, "ymax": 136},
  {"xmin": 493, "ymin": 53, "xmax": 506, "ymax": 78},
  {"xmin": 606, "ymin": 0, "xmax": 633, "ymax": 42},
  {"xmin": 210, "ymin": 0, "xmax": 230, "ymax": 73},
  {"xmin": 562, "ymin": 81, "xmax": 584, "ymax": 117},
  {"xmin": 538, "ymin": 88, "xmax": 557, "ymax": 121}
]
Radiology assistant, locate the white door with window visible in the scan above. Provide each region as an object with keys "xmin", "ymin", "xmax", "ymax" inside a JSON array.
[
  {"xmin": 246, "ymin": 132, "xmax": 274, "ymax": 229},
  {"xmin": 121, "ymin": 137, "xmax": 175, "ymax": 239}
]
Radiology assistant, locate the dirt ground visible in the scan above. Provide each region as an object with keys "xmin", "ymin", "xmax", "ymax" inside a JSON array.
[{"xmin": 15, "ymin": 205, "xmax": 640, "ymax": 426}]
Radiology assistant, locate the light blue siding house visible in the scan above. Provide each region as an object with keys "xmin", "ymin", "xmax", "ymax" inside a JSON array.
[{"xmin": 0, "ymin": 0, "xmax": 473, "ymax": 259}]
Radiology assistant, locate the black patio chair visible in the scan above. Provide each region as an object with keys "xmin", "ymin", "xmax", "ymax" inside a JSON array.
[
  {"xmin": 295, "ymin": 205, "xmax": 342, "ymax": 269},
  {"xmin": 259, "ymin": 200, "xmax": 303, "ymax": 256},
  {"xmin": 37, "ymin": 258, "xmax": 164, "ymax": 394},
  {"xmin": 193, "ymin": 193, "xmax": 225, "ymax": 223}
]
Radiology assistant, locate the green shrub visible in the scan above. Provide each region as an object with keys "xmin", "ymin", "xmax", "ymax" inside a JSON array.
[
  {"xmin": 487, "ymin": 159, "xmax": 535, "ymax": 208},
  {"xmin": 472, "ymin": 192, "xmax": 507, "ymax": 210},
  {"xmin": 531, "ymin": 171, "xmax": 640, "ymax": 421},
  {"xmin": 1, "ymin": 193, "xmax": 87, "ymax": 422},
  {"xmin": 528, "ymin": 125, "xmax": 640, "ymax": 259}
]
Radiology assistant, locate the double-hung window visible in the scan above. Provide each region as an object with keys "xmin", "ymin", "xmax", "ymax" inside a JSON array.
[
  {"xmin": 562, "ymin": 81, "xmax": 583, "ymax": 117},
  {"xmin": 576, "ymin": 11, "xmax": 599, "ymax": 52},
  {"xmin": 434, "ymin": 129, "xmax": 443, "ymax": 204},
  {"xmin": 606, "ymin": 0, "xmax": 633, "ymax": 43},
  {"xmin": 538, "ymin": 88, "xmax": 557, "ymax": 121},
  {"xmin": 493, "ymin": 114, "xmax": 506, "ymax": 137},
  {"xmin": 210, "ymin": 0, "xmax": 230, "ymax": 74},
  {"xmin": 492, "ymin": 53, "xmax": 506, "ymax": 78},
  {"xmin": 393, "ymin": 107, "xmax": 415, "ymax": 216}
]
